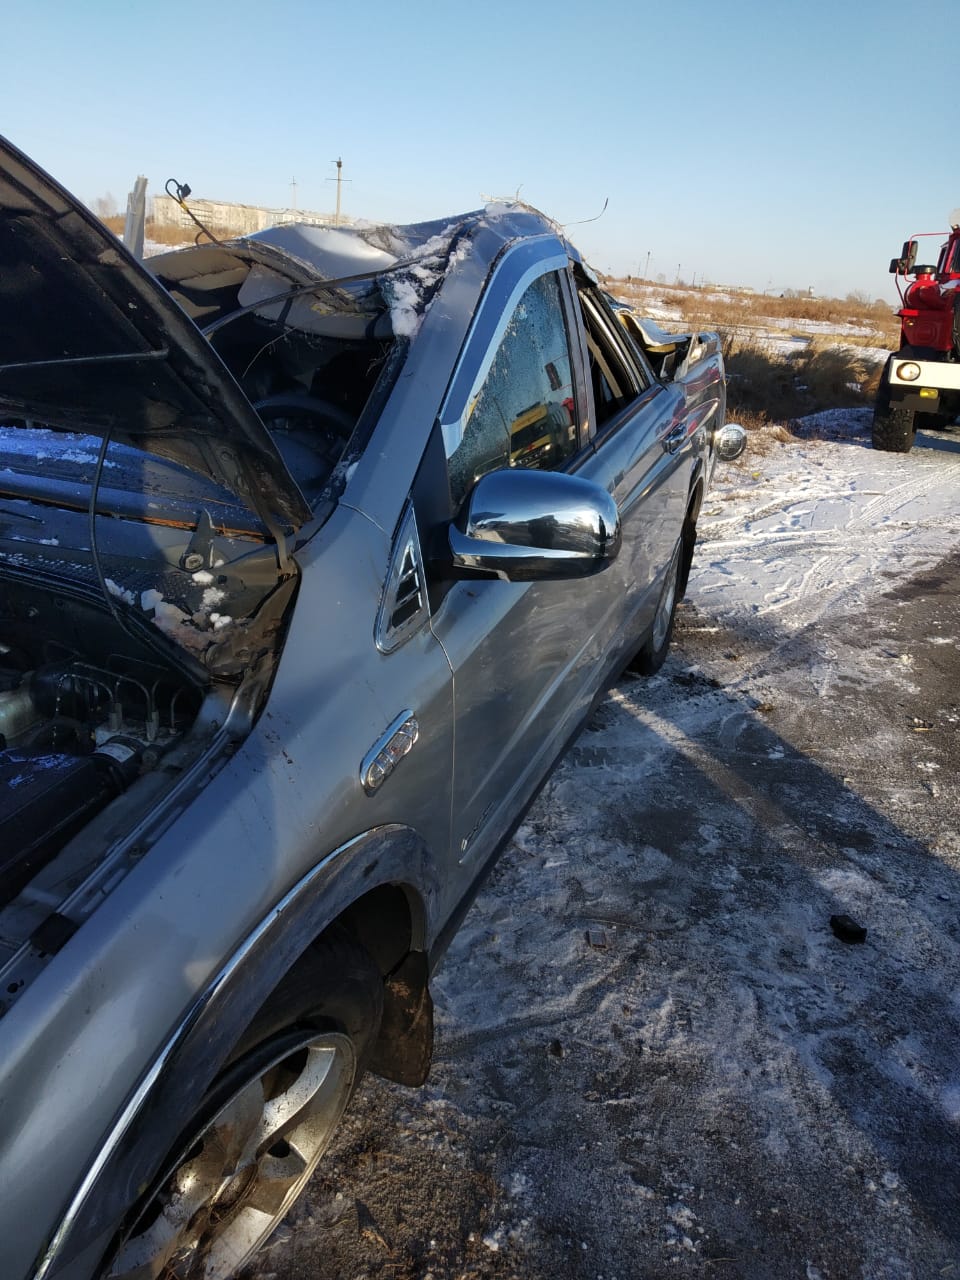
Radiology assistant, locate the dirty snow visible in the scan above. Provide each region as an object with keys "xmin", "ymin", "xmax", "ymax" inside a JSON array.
[
  {"xmin": 379, "ymin": 225, "xmax": 462, "ymax": 338},
  {"xmin": 383, "ymin": 276, "xmax": 425, "ymax": 338},
  {"xmin": 248, "ymin": 410, "xmax": 960, "ymax": 1280},
  {"xmin": 5, "ymin": 426, "xmax": 118, "ymax": 466},
  {"xmin": 105, "ymin": 578, "xmax": 135, "ymax": 606}
]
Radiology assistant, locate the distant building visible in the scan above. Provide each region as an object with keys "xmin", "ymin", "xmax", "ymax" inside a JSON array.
[{"xmin": 151, "ymin": 194, "xmax": 347, "ymax": 234}]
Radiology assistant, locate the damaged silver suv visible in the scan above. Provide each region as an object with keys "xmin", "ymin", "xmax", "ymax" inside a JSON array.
[{"xmin": 0, "ymin": 136, "xmax": 743, "ymax": 1279}]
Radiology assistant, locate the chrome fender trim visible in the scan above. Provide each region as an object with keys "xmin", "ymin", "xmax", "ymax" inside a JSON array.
[{"xmin": 35, "ymin": 823, "xmax": 439, "ymax": 1279}]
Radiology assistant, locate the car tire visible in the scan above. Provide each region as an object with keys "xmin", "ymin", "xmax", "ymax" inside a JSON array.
[
  {"xmin": 676, "ymin": 498, "xmax": 699, "ymax": 601},
  {"xmin": 104, "ymin": 934, "xmax": 384, "ymax": 1280},
  {"xmin": 630, "ymin": 540, "xmax": 681, "ymax": 677}
]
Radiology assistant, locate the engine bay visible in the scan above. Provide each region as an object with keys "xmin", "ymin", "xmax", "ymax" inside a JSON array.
[{"xmin": 0, "ymin": 577, "xmax": 203, "ymax": 912}]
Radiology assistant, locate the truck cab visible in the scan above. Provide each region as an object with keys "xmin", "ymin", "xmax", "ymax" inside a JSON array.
[{"xmin": 874, "ymin": 214, "xmax": 960, "ymax": 451}]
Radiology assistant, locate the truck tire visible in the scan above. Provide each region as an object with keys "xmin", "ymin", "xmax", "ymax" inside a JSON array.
[
  {"xmin": 104, "ymin": 934, "xmax": 384, "ymax": 1280},
  {"xmin": 872, "ymin": 403, "xmax": 916, "ymax": 452},
  {"xmin": 873, "ymin": 359, "xmax": 916, "ymax": 452}
]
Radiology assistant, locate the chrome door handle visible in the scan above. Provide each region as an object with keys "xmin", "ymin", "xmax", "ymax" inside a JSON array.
[{"xmin": 662, "ymin": 424, "xmax": 687, "ymax": 455}]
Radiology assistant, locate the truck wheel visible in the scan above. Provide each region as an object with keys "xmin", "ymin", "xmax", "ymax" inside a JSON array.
[
  {"xmin": 630, "ymin": 540, "xmax": 681, "ymax": 676},
  {"xmin": 872, "ymin": 402, "xmax": 916, "ymax": 452},
  {"xmin": 873, "ymin": 363, "xmax": 916, "ymax": 453},
  {"xmin": 105, "ymin": 935, "xmax": 383, "ymax": 1280}
]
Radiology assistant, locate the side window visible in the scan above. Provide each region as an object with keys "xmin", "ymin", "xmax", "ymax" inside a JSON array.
[
  {"xmin": 447, "ymin": 272, "xmax": 579, "ymax": 509},
  {"xmin": 577, "ymin": 288, "xmax": 650, "ymax": 427}
]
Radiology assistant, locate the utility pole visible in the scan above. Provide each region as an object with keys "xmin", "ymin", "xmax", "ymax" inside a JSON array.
[
  {"xmin": 675, "ymin": 263, "xmax": 681, "ymax": 285},
  {"xmin": 290, "ymin": 176, "xmax": 297, "ymax": 211},
  {"xmin": 644, "ymin": 250, "xmax": 651, "ymax": 280},
  {"xmin": 327, "ymin": 157, "xmax": 350, "ymax": 227}
]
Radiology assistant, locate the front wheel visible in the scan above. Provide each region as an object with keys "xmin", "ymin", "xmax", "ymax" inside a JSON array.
[
  {"xmin": 872, "ymin": 401, "xmax": 916, "ymax": 452},
  {"xmin": 873, "ymin": 354, "xmax": 918, "ymax": 452},
  {"xmin": 105, "ymin": 936, "xmax": 384, "ymax": 1280}
]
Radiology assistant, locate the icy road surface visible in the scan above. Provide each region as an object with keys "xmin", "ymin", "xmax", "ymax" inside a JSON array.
[{"xmin": 249, "ymin": 411, "xmax": 960, "ymax": 1280}]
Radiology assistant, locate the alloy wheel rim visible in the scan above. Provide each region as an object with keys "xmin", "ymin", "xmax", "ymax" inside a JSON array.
[{"xmin": 108, "ymin": 1030, "xmax": 356, "ymax": 1280}]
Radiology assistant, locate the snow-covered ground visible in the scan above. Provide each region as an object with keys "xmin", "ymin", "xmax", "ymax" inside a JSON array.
[{"xmin": 250, "ymin": 411, "xmax": 960, "ymax": 1280}]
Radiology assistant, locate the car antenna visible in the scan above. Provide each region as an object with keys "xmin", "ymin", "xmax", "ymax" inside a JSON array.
[
  {"xmin": 164, "ymin": 178, "xmax": 224, "ymax": 247},
  {"xmin": 561, "ymin": 197, "xmax": 609, "ymax": 228}
]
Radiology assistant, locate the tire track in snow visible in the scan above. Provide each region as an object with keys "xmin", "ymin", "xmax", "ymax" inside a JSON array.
[
  {"xmin": 695, "ymin": 441, "xmax": 960, "ymax": 633},
  {"xmin": 853, "ymin": 456, "xmax": 960, "ymax": 527}
]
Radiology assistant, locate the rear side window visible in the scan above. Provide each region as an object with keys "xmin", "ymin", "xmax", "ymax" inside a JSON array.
[
  {"xmin": 447, "ymin": 272, "xmax": 578, "ymax": 509},
  {"xmin": 577, "ymin": 287, "xmax": 650, "ymax": 427}
]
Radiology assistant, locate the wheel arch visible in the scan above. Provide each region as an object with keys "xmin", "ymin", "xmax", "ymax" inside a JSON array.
[
  {"xmin": 37, "ymin": 824, "xmax": 439, "ymax": 1280},
  {"xmin": 679, "ymin": 470, "xmax": 705, "ymax": 599},
  {"xmin": 686, "ymin": 469, "xmax": 705, "ymax": 522}
]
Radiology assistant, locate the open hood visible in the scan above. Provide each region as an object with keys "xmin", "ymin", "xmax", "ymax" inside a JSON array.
[{"xmin": 0, "ymin": 135, "xmax": 312, "ymax": 534}]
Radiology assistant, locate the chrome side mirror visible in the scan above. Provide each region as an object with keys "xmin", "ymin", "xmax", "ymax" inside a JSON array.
[
  {"xmin": 715, "ymin": 422, "xmax": 747, "ymax": 461},
  {"xmin": 448, "ymin": 468, "xmax": 621, "ymax": 581}
]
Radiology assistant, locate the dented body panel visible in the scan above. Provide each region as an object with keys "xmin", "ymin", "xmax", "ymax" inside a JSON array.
[{"xmin": 0, "ymin": 141, "xmax": 733, "ymax": 1280}]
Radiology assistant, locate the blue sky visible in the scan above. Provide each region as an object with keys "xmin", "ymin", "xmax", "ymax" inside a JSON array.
[{"xmin": 2, "ymin": 0, "xmax": 953, "ymax": 299}]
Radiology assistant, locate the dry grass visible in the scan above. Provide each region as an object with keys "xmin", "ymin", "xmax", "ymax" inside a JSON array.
[
  {"xmin": 721, "ymin": 333, "xmax": 882, "ymax": 425},
  {"xmin": 611, "ymin": 277, "xmax": 900, "ymax": 349},
  {"xmin": 726, "ymin": 416, "xmax": 796, "ymax": 457},
  {"xmin": 100, "ymin": 214, "xmax": 249, "ymax": 244},
  {"xmin": 676, "ymin": 288, "xmax": 895, "ymax": 337},
  {"xmin": 604, "ymin": 274, "xmax": 894, "ymax": 427}
]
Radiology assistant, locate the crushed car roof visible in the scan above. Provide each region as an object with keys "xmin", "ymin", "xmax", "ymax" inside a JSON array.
[{"xmin": 0, "ymin": 132, "xmax": 577, "ymax": 538}]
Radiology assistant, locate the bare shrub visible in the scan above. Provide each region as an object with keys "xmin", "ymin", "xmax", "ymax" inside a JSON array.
[
  {"xmin": 91, "ymin": 193, "xmax": 118, "ymax": 219},
  {"xmin": 723, "ymin": 338, "xmax": 798, "ymax": 419},
  {"xmin": 801, "ymin": 339, "xmax": 883, "ymax": 406},
  {"xmin": 722, "ymin": 334, "xmax": 879, "ymax": 425}
]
